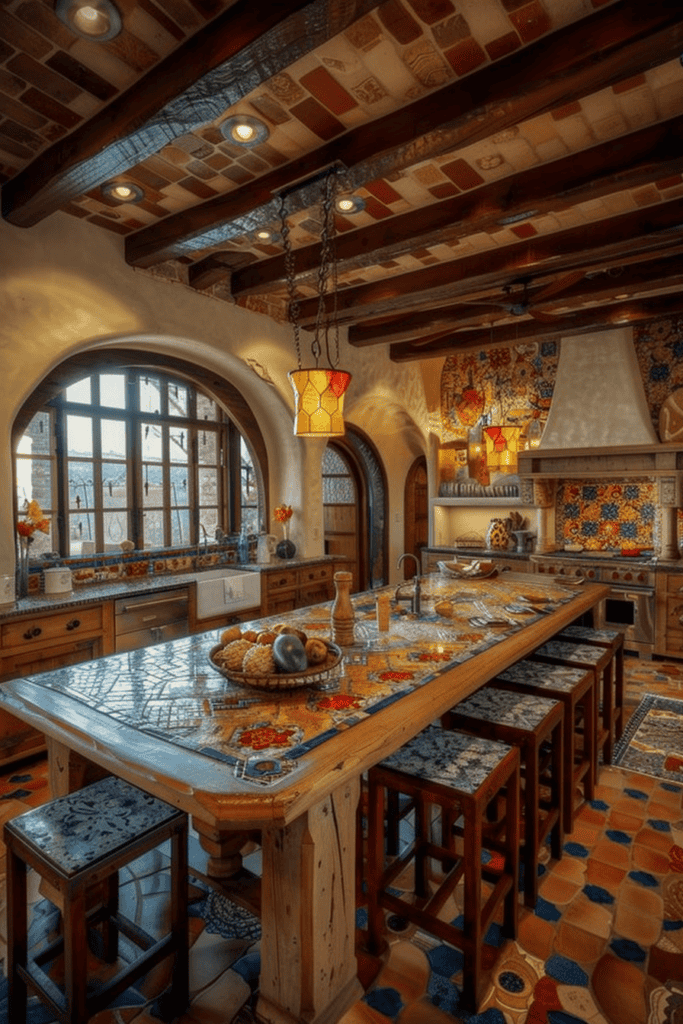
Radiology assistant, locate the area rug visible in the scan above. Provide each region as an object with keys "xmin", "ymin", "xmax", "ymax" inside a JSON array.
[{"xmin": 613, "ymin": 693, "xmax": 683, "ymax": 783}]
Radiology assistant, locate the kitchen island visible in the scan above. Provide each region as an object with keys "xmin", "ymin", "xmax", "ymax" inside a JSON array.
[{"xmin": 0, "ymin": 571, "xmax": 608, "ymax": 1024}]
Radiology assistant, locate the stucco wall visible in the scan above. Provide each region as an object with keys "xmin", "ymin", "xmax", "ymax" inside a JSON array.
[{"xmin": 0, "ymin": 212, "xmax": 429, "ymax": 583}]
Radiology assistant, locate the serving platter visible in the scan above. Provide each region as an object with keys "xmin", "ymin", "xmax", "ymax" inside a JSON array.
[
  {"xmin": 208, "ymin": 641, "xmax": 343, "ymax": 691},
  {"xmin": 437, "ymin": 559, "xmax": 497, "ymax": 579}
]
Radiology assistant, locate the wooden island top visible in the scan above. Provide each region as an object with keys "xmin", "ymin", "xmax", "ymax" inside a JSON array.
[{"xmin": 0, "ymin": 570, "xmax": 608, "ymax": 1024}]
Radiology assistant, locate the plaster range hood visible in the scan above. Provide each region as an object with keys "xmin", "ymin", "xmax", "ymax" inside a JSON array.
[{"xmin": 518, "ymin": 327, "xmax": 683, "ymax": 483}]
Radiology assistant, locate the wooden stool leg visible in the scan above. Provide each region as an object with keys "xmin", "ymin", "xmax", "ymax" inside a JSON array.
[
  {"xmin": 7, "ymin": 848, "xmax": 28, "ymax": 1024},
  {"xmin": 461, "ymin": 798, "xmax": 482, "ymax": 1012},
  {"xmin": 524, "ymin": 743, "xmax": 540, "ymax": 908},
  {"xmin": 503, "ymin": 761, "xmax": 520, "ymax": 939},
  {"xmin": 562, "ymin": 703, "xmax": 577, "ymax": 834},
  {"xmin": 602, "ymin": 663, "xmax": 615, "ymax": 764},
  {"xmin": 550, "ymin": 720, "xmax": 565, "ymax": 861},
  {"xmin": 614, "ymin": 647, "xmax": 625, "ymax": 742},
  {"xmin": 583, "ymin": 684, "xmax": 597, "ymax": 800},
  {"xmin": 170, "ymin": 825, "xmax": 189, "ymax": 1013},
  {"xmin": 64, "ymin": 885, "xmax": 89, "ymax": 1024},
  {"xmin": 367, "ymin": 775, "xmax": 386, "ymax": 955},
  {"xmin": 102, "ymin": 870, "xmax": 119, "ymax": 963}
]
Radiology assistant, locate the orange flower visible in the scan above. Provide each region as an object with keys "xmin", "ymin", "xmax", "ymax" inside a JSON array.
[
  {"xmin": 273, "ymin": 504, "xmax": 293, "ymax": 523},
  {"xmin": 16, "ymin": 500, "xmax": 50, "ymax": 539}
]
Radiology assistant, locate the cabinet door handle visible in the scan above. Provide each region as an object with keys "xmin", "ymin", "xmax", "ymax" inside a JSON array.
[
  {"xmin": 65, "ymin": 619, "xmax": 81, "ymax": 631},
  {"xmin": 22, "ymin": 626, "xmax": 42, "ymax": 640}
]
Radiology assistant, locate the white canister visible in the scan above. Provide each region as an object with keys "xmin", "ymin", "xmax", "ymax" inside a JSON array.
[
  {"xmin": 43, "ymin": 567, "xmax": 73, "ymax": 595},
  {"xmin": 0, "ymin": 574, "xmax": 14, "ymax": 605}
]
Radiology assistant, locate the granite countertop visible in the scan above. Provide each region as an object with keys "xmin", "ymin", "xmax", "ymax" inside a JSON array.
[{"xmin": 0, "ymin": 555, "xmax": 340, "ymax": 621}]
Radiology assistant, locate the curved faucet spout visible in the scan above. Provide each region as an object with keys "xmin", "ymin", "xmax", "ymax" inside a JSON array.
[{"xmin": 396, "ymin": 552, "xmax": 422, "ymax": 615}]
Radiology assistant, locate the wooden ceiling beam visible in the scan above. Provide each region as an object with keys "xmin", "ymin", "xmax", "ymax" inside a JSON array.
[
  {"xmin": 1, "ymin": 0, "xmax": 382, "ymax": 227},
  {"xmin": 294, "ymin": 197, "xmax": 683, "ymax": 326},
  {"xmin": 389, "ymin": 293, "xmax": 683, "ymax": 362},
  {"xmin": 230, "ymin": 113, "xmax": 683, "ymax": 298},
  {"xmin": 124, "ymin": 0, "xmax": 683, "ymax": 268},
  {"xmin": 349, "ymin": 254, "xmax": 683, "ymax": 346}
]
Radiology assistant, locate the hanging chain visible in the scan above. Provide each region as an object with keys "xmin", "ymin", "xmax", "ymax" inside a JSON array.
[
  {"xmin": 315, "ymin": 165, "xmax": 341, "ymax": 369},
  {"xmin": 279, "ymin": 191, "xmax": 302, "ymax": 369}
]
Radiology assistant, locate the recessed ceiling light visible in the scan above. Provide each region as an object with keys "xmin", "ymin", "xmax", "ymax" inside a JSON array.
[
  {"xmin": 253, "ymin": 228, "xmax": 281, "ymax": 244},
  {"xmin": 55, "ymin": 0, "xmax": 122, "ymax": 40},
  {"xmin": 335, "ymin": 195, "xmax": 366, "ymax": 215},
  {"xmin": 220, "ymin": 116, "xmax": 269, "ymax": 148},
  {"xmin": 102, "ymin": 181, "xmax": 144, "ymax": 203}
]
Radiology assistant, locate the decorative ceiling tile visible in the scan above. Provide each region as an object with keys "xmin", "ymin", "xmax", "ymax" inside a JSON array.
[
  {"xmin": 45, "ymin": 50, "xmax": 118, "ymax": 101},
  {"xmin": 300, "ymin": 65, "xmax": 359, "ymax": 115},
  {"xmin": 441, "ymin": 158, "xmax": 485, "ymax": 190},
  {"xmin": 403, "ymin": 39, "xmax": 451, "ymax": 88},
  {"xmin": 0, "ymin": 9, "xmax": 52, "ymax": 60},
  {"xmin": 290, "ymin": 96, "xmax": 346, "ymax": 140},
  {"xmin": 509, "ymin": 2, "xmax": 552, "ymax": 43},
  {"xmin": 21, "ymin": 87, "xmax": 82, "ymax": 128},
  {"xmin": 443, "ymin": 37, "xmax": 487, "ymax": 76},
  {"xmin": 377, "ymin": 1, "xmax": 424, "ymax": 45},
  {"xmin": 267, "ymin": 72, "xmax": 306, "ymax": 105},
  {"xmin": 484, "ymin": 32, "xmax": 521, "ymax": 60},
  {"xmin": 431, "ymin": 12, "xmax": 472, "ymax": 48}
]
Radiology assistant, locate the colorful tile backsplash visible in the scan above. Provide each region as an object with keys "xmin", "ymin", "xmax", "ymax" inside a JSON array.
[{"xmin": 556, "ymin": 479, "xmax": 657, "ymax": 551}]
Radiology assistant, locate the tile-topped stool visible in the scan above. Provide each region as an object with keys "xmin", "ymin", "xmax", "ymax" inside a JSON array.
[
  {"xmin": 442, "ymin": 688, "xmax": 564, "ymax": 907},
  {"xmin": 529, "ymin": 639, "xmax": 614, "ymax": 770},
  {"xmin": 5, "ymin": 776, "xmax": 189, "ymax": 1024},
  {"xmin": 489, "ymin": 659, "xmax": 596, "ymax": 833},
  {"xmin": 366, "ymin": 725, "xmax": 520, "ymax": 1012},
  {"xmin": 555, "ymin": 625, "xmax": 625, "ymax": 754}
]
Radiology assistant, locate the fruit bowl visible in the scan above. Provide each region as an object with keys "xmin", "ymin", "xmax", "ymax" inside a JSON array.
[{"xmin": 208, "ymin": 641, "xmax": 344, "ymax": 691}]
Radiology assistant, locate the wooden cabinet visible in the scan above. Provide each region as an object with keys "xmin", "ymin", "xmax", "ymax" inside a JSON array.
[
  {"xmin": 0, "ymin": 602, "xmax": 114, "ymax": 767},
  {"xmin": 655, "ymin": 571, "xmax": 683, "ymax": 658},
  {"xmin": 262, "ymin": 561, "xmax": 335, "ymax": 616}
]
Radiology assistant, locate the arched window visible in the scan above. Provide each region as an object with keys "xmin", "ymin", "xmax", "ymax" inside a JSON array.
[{"xmin": 15, "ymin": 364, "xmax": 263, "ymax": 558}]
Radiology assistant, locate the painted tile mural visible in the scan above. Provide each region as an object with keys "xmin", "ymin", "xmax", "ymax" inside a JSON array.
[
  {"xmin": 556, "ymin": 479, "xmax": 657, "ymax": 551},
  {"xmin": 438, "ymin": 316, "xmax": 683, "ymax": 547}
]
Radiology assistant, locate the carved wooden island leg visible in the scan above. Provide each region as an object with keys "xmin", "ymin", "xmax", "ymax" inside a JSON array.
[{"xmin": 256, "ymin": 776, "xmax": 362, "ymax": 1024}]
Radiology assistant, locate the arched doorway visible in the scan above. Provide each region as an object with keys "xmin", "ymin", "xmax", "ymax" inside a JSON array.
[
  {"xmin": 403, "ymin": 456, "xmax": 428, "ymax": 578},
  {"xmin": 322, "ymin": 427, "xmax": 387, "ymax": 593}
]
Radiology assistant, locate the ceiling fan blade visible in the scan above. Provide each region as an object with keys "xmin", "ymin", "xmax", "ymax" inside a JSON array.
[
  {"xmin": 528, "ymin": 308, "xmax": 566, "ymax": 323},
  {"xmin": 532, "ymin": 270, "xmax": 585, "ymax": 305}
]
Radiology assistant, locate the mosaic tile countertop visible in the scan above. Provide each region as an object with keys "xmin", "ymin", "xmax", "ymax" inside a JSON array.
[{"xmin": 0, "ymin": 573, "xmax": 589, "ymax": 790}]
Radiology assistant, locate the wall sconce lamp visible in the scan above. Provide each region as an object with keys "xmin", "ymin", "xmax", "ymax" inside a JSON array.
[
  {"xmin": 55, "ymin": 0, "xmax": 122, "ymax": 39},
  {"xmin": 484, "ymin": 426, "xmax": 522, "ymax": 473},
  {"xmin": 220, "ymin": 115, "xmax": 269, "ymax": 148},
  {"xmin": 280, "ymin": 165, "xmax": 352, "ymax": 437}
]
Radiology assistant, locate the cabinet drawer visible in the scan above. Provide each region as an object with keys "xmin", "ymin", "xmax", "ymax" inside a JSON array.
[
  {"xmin": 299, "ymin": 564, "xmax": 332, "ymax": 586},
  {"xmin": 664, "ymin": 595, "xmax": 683, "ymax": 633},
  {"xmin": 2, "ymin": 605, "xmax": 103, "ymax": 649},
  {"xmin": 666, "ymin": 574, "xmax": 683, "ymax": 596},
  {"xmin": 115, "ymin": 619, "xmax": 189, "ymax": 653},
  {"xmin": 266, "ymin": 570, "xmax": 298, "ymax": 593},
  {"xmin": 1, "ymin": 635, "xmax": 104, "ymax": 680},
  {"xmin": 299, "ymin": 583, "xmax": 332, "ymax": 608},
  {"xmin": 114, "ymin": 589, "xmax": 188, "ymax": 634}
]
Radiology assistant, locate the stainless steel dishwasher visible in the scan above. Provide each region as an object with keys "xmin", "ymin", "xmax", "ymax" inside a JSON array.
[{"xmin": 114, "ymin": 588, "xmax": 189, "ymax": 652}]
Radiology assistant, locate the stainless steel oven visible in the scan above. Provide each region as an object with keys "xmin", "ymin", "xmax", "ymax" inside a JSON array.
[{"xmin": 531, "ymin": 553, "xmax": 656, "ymax": 655}]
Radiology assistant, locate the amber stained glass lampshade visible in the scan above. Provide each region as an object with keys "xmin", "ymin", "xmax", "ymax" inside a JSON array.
[
  {"xmin": 484, "ymin": 425, "xmax": 522, "ymax": 473},
  {"xmin": 288, "ymin": 369, "xmax": 352, "ymax": 437}
]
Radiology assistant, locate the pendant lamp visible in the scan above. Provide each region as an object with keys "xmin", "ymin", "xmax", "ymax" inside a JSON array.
[{"xmin": 280, "ymin": 165, "xmax": 352, "ymax": 437}]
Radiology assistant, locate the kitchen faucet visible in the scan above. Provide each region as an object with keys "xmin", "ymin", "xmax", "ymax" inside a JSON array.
[
  {"xmin": 395, "ymin": 552, "xmax": 422, "ymax": 615},
  {"xmin": 198, "ymin": 523, "xmax": 209, "ymax": 560}
]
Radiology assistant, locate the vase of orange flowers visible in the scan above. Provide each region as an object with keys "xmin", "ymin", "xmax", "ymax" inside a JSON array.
[
  {"xmin": 273, "ymin": 503, "xmax": 296, "ymax": 560},
  {"xmin": 16, "ymin": 500, "xmax": 50, "ymax": 598}
]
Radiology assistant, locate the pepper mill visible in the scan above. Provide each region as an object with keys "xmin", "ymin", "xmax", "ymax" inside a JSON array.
[{"xmin": 331, "ymin": 571, "xmax": 355, "ymax": 646}]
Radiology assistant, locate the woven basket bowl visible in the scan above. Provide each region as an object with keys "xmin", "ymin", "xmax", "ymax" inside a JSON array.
[{"xmin": 209, "ymin": 641, "xmax": 343, "ymax": 691}]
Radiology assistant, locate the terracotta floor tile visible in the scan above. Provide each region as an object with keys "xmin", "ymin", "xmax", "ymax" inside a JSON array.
[
  {"xmin": 610, "ymin": 798, "xmax": 648, "ymax": 820},
  {"xmin": 631, "ymin": 843, "xmax": 672, "ymax": 875},
  {"xmin": 613, "ymin": 902, "xmax": 664, "ymax": 947},
  {"xmin": 375, "ymin": 941, "xmax": 430, "ymax": 1005},
  {"xmin": 648, "ymin": 800, "xmax": 683, "ymax": 822},
  {"xmin": 617, "ymin": 881, "xmax": 663, "ymax": 918},
  {"xmin": 561, "ymin": 895, "xmax": 614, "ymax": 941},
  {"xmin": 650, "ymin": 786, "xmax": 683, "ymax": 809},
  {"xmin": 576, "ymin": 804, "xmax": 608, "ymax": 827},
  {"xmin": 550, "ymin": 856, "xmax": 587, "ymax": 885},
  {"xmin": 399, "ymin": 999, "xmax": 466, "ymax": 1023},
  {"xmin": 553, "ymin": 921, "xmax": 607, "ymax": 963},
  {"xmin": 634, "ymin": 826, "xmax": 678, "ymax": 854},
  {"xmin": 517, "ymin": 913, "xmax": 557, "ymax": 961},
  {"xmin": 590, "ymin": 838, "xmax": 632, "ymax": 870},
  {"xmin": 620, "ymin": 770, "xmax": 658, "ymax": 792},
  {"xmin": 591, "ymin": 953, "xmax": 648, "ymax": 1024},
  {"xmin": 608, "ymin": 810, "xmax": 646, "ymax": 832},
  {"xmin": 556, "ymin": 981, "xmax": 606, "ymax": 1022},
  {"xmin": 586, "ymin": 858, "xmax": 626, "ymax": 890},
  {"xmin": 565, "ymin": 821, "xmax": 601, "ymax": 847},
  {"xmin": 538, "ymin": 873, "xmax": 581, "ymax": 905}
]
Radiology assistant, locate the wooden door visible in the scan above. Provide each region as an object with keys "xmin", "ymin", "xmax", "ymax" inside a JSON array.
[
  {"xmin": 403, "ymin": 457, "xmax": 428, "ymax": 578},
  {"xmin": 322, "ymin": 445, "xmax": 360, "ymax": 592}
]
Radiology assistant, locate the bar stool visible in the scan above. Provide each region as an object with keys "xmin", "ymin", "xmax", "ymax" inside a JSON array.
[
  {"xmin": 529, "ymin": 639, "xmax": 614, "ymax": 768},
  {"xmin": 488, "ymin": 659, "xmax": 596, "ymax": 833},
  {"xmin": 5, "ymin": 776, "xmax": 189, "ymax": 1024},
  {"xmin": 442, "ymin": 688, "xmax": 564, "ymax": 907},
  {"xmin": 554, "ymin": 624, "xmax": 625, "ymax": 752},
  {"xmin": 366, "ymin": 725, "xmax": 520, "ymax": 1012}
]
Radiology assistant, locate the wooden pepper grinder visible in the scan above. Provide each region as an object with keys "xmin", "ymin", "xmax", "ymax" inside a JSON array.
[{"xmin": 331, "ymin": 571, "xmax": 355, "ymax": 646}]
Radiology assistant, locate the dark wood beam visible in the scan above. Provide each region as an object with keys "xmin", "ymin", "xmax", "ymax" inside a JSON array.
[
  {"xmin": 294, "ymin": 197, "xmax": 683, "ymax": 326},
  {"xmin": 125, "ymin": 0, "xmax": 683, "ymax": 268},
  {"xmin": 349, "ymin": 254, "xmax": 683, "ymax": 346},
  {"xmin": 1, "ymin": 0, "xmax": 382, "ymax": 227},
  {"xmin": 389, "ymin": 293, "xmax": 683, "ymax": 362},
  {"xmin": 229, "ymin": 112, "xmax": 683, "ymax": 298}
]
